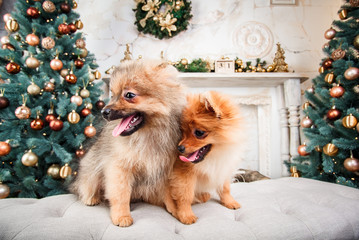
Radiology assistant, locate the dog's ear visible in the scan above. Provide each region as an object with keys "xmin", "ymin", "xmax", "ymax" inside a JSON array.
[{"xmin": 201, "ymin": 91, "xmax": 222, "ymax": 119}]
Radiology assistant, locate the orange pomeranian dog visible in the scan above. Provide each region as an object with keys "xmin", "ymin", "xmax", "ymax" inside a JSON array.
[
  {"xmin": 71, "ymin": 60, "xmax": 186, "ymax": 227},
  {"xmin": 164, "ymin": 91, "xmax": 244, "ymax": 224}
]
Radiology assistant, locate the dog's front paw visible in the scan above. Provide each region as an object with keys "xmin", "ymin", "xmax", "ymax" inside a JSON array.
[
  {"xmin": 111, "ymin": 215, "xmax": 133, "ymax": 227},
  {"xmin": 81, "ymin": 196, "xmax": 101, "ymax": 206},
  {"xmin": 178, "ymin": 213, "xmax": 198, "ymax": 225},
  {"xmin": 222, "ymin": 199, "xmax": 241, "ymax": 210}
]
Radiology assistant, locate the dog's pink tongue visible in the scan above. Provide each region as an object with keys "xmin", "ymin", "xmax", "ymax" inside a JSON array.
[
  {"xmin": 112, "ymin": 114, "xmax": 135, "ymax": 137},
  {"xmin": 179, "ymin": 150, "xmax": 199, "ymax": 162}
]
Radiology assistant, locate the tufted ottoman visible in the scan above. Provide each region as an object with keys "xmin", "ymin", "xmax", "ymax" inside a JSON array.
[{"xmin": 0, "ymin": 177, "xmax": 358, "ymax": 240}]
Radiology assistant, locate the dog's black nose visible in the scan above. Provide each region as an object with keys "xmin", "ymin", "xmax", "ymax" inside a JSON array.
[
  {"xmin": 102, "ymin": 108, "xmax": 111, "ymax": 119},
  {"xmin": 178, "ymin": 145, "xmax": 185, "ymax": 153}
]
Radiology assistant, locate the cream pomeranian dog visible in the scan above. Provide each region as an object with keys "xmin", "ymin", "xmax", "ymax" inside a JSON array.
[
  {"xmin": 71, "ymin": 60, "xmax": 186, "ymax": 227},
  {"xmin": 165, "ymin": 91, "xmax": 244, "ymax": 224}
]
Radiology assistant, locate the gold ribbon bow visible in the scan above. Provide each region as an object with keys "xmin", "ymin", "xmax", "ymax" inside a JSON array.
[
  {"xmin": 159, "ymin": 13, "xmax": 177, "ymax": 36},
  {"xmin": 139, "ymin": 0, "xmax": 160, "ymax": 27}
]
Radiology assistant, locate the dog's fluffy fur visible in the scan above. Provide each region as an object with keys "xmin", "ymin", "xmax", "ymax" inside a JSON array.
[
  {"xmin": 165, "ymin": 91, "xmax": 244, "ymax": 224},
  {"xmin": 71, "ymin": 60, "xmax": 186, "ymax": 227}
]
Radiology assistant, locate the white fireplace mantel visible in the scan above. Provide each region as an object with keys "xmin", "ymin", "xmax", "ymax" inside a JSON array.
[
  {"xmin": 177, "ymin": 72, "xmax": 308, "ymax": 178},
  {"xmin": 102, "ymin": 72, "xmax": 308, "ymax": 178}
]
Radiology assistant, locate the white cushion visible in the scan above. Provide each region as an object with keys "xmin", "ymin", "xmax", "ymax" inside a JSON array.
[{"xmin": 0, "ymin": 177, "xmax": 358, "ymax": 240}]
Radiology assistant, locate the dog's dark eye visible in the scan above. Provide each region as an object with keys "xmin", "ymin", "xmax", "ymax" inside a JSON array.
[
  {"xmin": 194, "ymin": 129, "xmax": 207, "ymax": 139},
  {"xmin": 125, "ymin": 92, "xmax": 136, "ymax": 99}
]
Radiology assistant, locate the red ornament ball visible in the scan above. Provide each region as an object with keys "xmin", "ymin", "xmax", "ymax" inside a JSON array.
[
  {"xmin": 327, "ymin": 108, "xmax": 341, "ymax": 121},
  {"xmin": 0, "ymin": 141, "xmax": 11, "ymax": 156},
  {"xmin": 298, "ymin": 144, "xmax": 310, "ymax": 156},
  {"xmin": 0, "ymin": 96, "xmax": 9, "ymax": 109},
  {"xmin": 49, "ymin": 118, "xmax": 63, "ymax": 131},
  {"xmin": 68, "ymin": 23, "xmax": 77, "ymax": 33},
  {"xmin": 30, "ymin": 118, "xmax": 44, "ymax": 130},
  {"xmin": 45, "ymin": 114, "xmax": 56, "ymax": 123},
  {"xmin": 26, "ymin": 7, "xmax": 40, "ymax": 19},
  {"xmin": 65, "ymin": 73, "xmax": 77, "ymax": 84},
  {"xmin": 80, "ymin": 108, "xmax": 91, "ymax": 117},
  {"xmin": 6, "ymin": 62, "xmax": 20, "ymax": 74},
  {"xmin": 74, "ymin": 59, "xmax": 84, "ymax": 69},
  {"xmin": 76, "ymin": 149, "xmax": 85, "ymax": 158},
  {"xmin": 60, "ymin": 2, "xmax": 71, "ymax": 13},
  {"xmin": 95, "ymin": 100, "xmax": 105, "ymax": 110},
  {"xmin": 58, "ymin": 23, "xmax": 70, "ymax": 35},
  {"xmin": 330, "ymin": 85, "xmax": 345, "ymax": 98},
  {"xmin": 322, "ymin": 58, "xmax": 333, "ymax": 69}
]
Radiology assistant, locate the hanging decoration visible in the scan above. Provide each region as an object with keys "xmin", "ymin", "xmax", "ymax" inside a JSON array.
[{"xmin": 134, "ymin": 0, "xmax": 192, "ymax": 39}]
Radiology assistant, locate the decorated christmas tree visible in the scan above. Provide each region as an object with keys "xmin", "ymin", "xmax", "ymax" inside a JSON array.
[
  {"xmin": 0, "ymin": 0, "xmax": 105, "ymax": 199},
  {"xmin": 291, "ymin": 0, "xmax": 359, "ymax": 188}
]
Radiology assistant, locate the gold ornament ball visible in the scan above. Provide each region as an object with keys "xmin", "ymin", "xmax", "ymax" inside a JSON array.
[
  {"xmin": 84, "ymin": 125, "xmax": 96, "ymax": 138},
  {"xmin": 0, "ymin": 183, "xmax": 10, "ymax": 199},
  {"xmin": 79, "ymin": 48, "xmax": 88, "ymax": 58},
  {"xmin": 344, "ymin": 157, "xmax": 359, "ymax": 172},
  {"xmin": 339, "ymin": 9, "xmax": 348, "ymax": 20},
  {"xmin": 301, "ymin": 116, "xmax": 313, "ymax": 128},
  {"xmin": 80, "ymin": 88, "xmax": 90, "ymax": 98},
  {"xmin": 15, "ymin": 105, "xmax": 31, "ymax": 119},
  {"xmin": 344, "ymin": 67, "xmax": 359, "ymax": 80},
  {"xmin": 25, "ymin": 56, "xmax": 40, "ymax": 69},
  {"xmin": 89, "ymin": 73, "xmax": 96, "ymax": 82},
  {"xmin": 60, "ymin": 69, "xmax": 69, "ymax": 78},
  {"xmin": 302, "ymin": 101, "xmax": 311, "ymax": 110},
  {"xmin": 0, "ymin": 141, "xmax": 11, "ymax": 156},
  {"xmin": 60, "ymin": 164, "xmax": 72, "ymax": 178},
  {"xmin": 342, "ymin": 114, "xmax": 358, "ymax": 128},
  {"xmin": 1, "ymin": 36, "xmax": 9, "ymax": 45},
  {"xmin": 3, "ymin": 13, "xmax": 12, "ymax": 23},
  {"xmin": 180, "ymin": 58, "xmax": 188, "ymax": 65},
  {"xmin": 85, "ymin": 102, "xmax": 93, "ymax": 110},
  {"xmin": 324, "ymin": 72, "xmax": 335, "ymax": 84},
  {"xmin": 21, "ymin": 150, "xmax": 38, "ymax": 167},
  {"xmin": 26, "ymin": 33, "xmax": 39, "ymax": 46},
  {"xmin": 323, "ymin": 143, "xmax": 338, "ymax": 156},
  {"xmin": 353, "ymin": 35, "xmax": 359, "ymax": 49},
  {"xmin": 73, "ymin": 1, "xmax": 78, "ymax": 9},
  {"xmin": 76, "ymin": 39, "xmax": 86, "ymax": 49},
  {"xmin": 42, "ymin": 0, "xmax": 56, "ymax": 13},
  {"xmin": 27, "ymin": 83, "xmax": 41, "ymax": 95},
  {"xmin": 5, "ymin": 19, "xmax": 19, "ymax": 32},
  {"xmin": 68, "ymin": 110, "xmax": 80, "ymax": 124},
  {"xmin": 41, "ymin": 37, "xmax": 55, "ymax": 50},
  {"xmin": 324, "ymin": 28, "xmax": 336, "ymax": 40},
  {"xmin": 47, "ymin": 164, "xmax": 61, "ymax": 179},
  {"xmin": 75, "ymin": 20, "xmax": 84, "ymax": 29},
  {"xmin": 94, "ymin": 70, "xmax": 101, "ymax": 79},
  {"xmin": 70, "ymin": 94, "xmax": 83, "ymax": 106}
]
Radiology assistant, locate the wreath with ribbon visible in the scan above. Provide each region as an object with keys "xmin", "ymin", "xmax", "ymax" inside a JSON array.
[{"xmin": 134, "ymin": 0, "xmax": 192, "ymax": 39}]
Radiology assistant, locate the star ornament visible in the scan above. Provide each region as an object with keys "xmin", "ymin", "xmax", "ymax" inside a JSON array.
[{"xmin": 159, "ymin": 14, "xmax": 177, "ymax": 36}]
